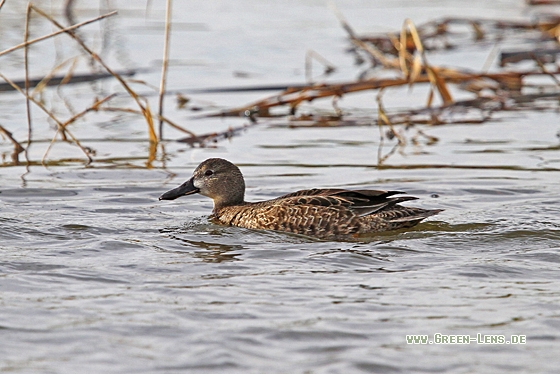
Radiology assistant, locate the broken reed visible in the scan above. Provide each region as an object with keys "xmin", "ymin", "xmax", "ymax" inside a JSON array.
[{"xmin": 215, "ymin": 12, "xmax": 559, "ymax": 119}]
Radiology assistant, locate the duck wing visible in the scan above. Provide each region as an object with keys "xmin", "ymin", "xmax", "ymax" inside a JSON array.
[{"xmin": 274, "ymin": 188, "xmax": 416, "ymax": 217}]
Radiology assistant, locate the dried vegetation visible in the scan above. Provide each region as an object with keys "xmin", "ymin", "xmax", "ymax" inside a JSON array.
[{"xmin": 0, "ymin": 1, "xmax": 559, "ymax": 167}]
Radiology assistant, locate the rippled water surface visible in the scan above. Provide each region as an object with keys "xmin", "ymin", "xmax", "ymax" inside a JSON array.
[{"xmin": 1, "ymin": 0, "xmax": 560, "ymax": 373}]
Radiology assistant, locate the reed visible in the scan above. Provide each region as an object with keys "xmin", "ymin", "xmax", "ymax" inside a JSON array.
[
  {"xmin": 158, "ymin": 0, "xmax": 173, "ymax": 140},
  {"xmin": 0, "ymin": 3, "xmax": 558, "ymax": 168}
]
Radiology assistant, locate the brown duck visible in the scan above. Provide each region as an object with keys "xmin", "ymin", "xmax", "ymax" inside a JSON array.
[{"xmin": 159, "ymin": 158, "xmax": 442, "ymax": 239}]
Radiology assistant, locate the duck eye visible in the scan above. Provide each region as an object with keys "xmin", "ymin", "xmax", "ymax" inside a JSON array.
[{"xmin": 204, "ymin": 170, "xmax": 214, "ymax": 176}]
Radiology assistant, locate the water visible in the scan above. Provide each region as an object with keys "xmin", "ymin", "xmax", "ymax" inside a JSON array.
[{"xmin": 1, "ymin": 0, "xmax": 560, "ymax": 373}]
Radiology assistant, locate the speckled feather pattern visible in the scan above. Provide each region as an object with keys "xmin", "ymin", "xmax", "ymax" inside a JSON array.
[
  {"xmin": 212, "ymin": 189, "xmax": 441, "ymax": 238},
  {"xmin": 160, "ymin": 158, "xmax": 442, "ymax": 239}
]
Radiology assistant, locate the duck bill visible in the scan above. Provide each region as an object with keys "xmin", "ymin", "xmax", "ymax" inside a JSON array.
[{"xmin": 159, "ymin": 177, "xmax": 200, "ymax": 200}]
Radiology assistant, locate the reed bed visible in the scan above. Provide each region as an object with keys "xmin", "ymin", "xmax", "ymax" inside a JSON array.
[
  {"xmin": 0, "ymin": 2, "xmax": 558, "ymax": 167},
  {"xmin": 207, "ymin": 10, "xmax": 559, "ymax": 164}
]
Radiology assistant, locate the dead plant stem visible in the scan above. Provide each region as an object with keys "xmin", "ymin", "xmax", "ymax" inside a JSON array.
[
  {"xmin": 24, "ymin": 3, "xmax": 32, "ymax": 164},
  {"xmin": 158, "ymin": 0, "xmax": 172, "ymax": 140}
]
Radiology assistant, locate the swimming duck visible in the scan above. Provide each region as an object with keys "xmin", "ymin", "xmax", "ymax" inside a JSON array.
[{"xmin": 159, "ymin": 158, "xmax": 442, "ymax": 239}]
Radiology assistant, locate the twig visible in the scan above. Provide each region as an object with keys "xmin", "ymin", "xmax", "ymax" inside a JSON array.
[{"xmin": 158, "ymin": 0, "xmax": 173, "ymax": 140}]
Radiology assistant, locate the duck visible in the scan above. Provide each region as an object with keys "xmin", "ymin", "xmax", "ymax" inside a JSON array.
[{"xmin": 159, "ymin": 158, "xmax": 442, "ymax": 239}]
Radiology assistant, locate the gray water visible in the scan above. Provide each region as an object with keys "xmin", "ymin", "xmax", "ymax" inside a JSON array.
[{"xmin": 1, "ymin": 0, "xmax": 560, "ymax": 373}]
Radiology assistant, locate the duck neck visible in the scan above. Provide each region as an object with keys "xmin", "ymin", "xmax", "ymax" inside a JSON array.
[{"xmin": 212, "ymin": 195, "xmax": 245, "ymax": 213}]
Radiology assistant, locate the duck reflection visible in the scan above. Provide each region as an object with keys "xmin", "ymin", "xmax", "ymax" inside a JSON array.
[{"xmin": 159, "ymin": 227, "xmax": 243, "ymax": 263}]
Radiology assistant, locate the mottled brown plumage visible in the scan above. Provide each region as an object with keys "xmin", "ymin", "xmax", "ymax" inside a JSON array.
[{"xmin": 159, "ymin": 158, "xmax": 442, "ymax": 239}]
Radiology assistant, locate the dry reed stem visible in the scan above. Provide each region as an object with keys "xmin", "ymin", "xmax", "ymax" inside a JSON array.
[
  {"xmin": 0, "ymin": 0, "xmax": 5, "ymax": 11},
  {"xmin": 0, "ymin": 73, "xmax": 93, "ymax": 163},
  {"xmin": 158, "ymin": 0, "xmax": 173, "ymax": 140},
  {"xmin": 24, "ymin": 3, "xmax": 32, "ymax": 164},
  {"xmin": 217, "ymin": 14, "xmax": 558, "ymax": 119},
  {"xmin": 0, "ymin": 11, "xmax": 118, "ymax": 58},
  {"xmin": 26, "ymin": 5, "xmax": 158, "ymax": 146},
  {"xmin": 401, "ymin": 19, "xmax": 453, "ymax": 106},
  {"xmin": 214, "ymin": 69, "xmax": 554, "ymax": 118}
]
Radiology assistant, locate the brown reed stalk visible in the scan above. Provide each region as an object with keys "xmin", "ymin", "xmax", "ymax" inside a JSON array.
[
  {"xmin": 158, "ymin": 0, "xmax": 173, "ymax": 140},
  {"xmin": 0, "ymin": 0, "xmax": 5, "ymax": 11},
  {"xmin": 0, "ymin": 73, "xmax": 93, "ymax": 163},
  {"xmin": 24, "ymin": 3, "xmax": 32, "ymax": 164},
  {"xmin": 28, "ymin": 5, "xmax": 158, "ymax": 145},
  {"xmin": 401, "ymin": 19, "xmax": 453, "ymax": 106}
]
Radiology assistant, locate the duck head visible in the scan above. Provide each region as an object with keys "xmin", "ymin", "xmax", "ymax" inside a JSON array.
[{"xmin": 159, "ymin": 158, "xmax": 246, "ymax": 211}]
